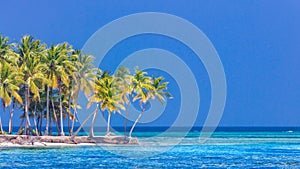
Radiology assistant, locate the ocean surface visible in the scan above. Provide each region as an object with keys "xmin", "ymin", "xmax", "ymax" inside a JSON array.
[{"xmin": 1, "ymin": 131, "xmax": 300, "ymax": 168}]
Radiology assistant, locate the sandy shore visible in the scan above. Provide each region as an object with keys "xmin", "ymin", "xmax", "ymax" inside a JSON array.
[
  {"xmin": 0, "ymin": 142, "xmax": 97, "ymax": 148},
  {"xmin": 0, "ymin": 135, "xmax": 138, "ymax": 148}
]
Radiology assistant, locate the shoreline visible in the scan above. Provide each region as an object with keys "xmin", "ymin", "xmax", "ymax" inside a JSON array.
[{"xmin": 0, "ymin": 135, "xmax": 138, "ymax": 148}]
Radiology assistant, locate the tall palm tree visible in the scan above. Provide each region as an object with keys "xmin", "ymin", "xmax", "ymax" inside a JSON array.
[
  {"xmin": 114, "ymin": 66, "xmax": 133, "ymax": 136},
  {"xmin": 16, "ymin": 35, "xmax": 47, "ymax": 135},
  {"xmin": 0, "ymin": 34, "xmax": 22, "ymax": 134},
  {"xmin": 127, "ymin": 69, "xmax": 152, "ymax": 138},
  {"xmin": 70, "ymin": 50, "xmax": 98, "ymax": 135},
  {"xmin": 0, "ymin": 62, "xmax": 23, "ymax": 134},
  {"xmin": 42, "ymin": 43, "xmax": 76, "ymax": 136}
]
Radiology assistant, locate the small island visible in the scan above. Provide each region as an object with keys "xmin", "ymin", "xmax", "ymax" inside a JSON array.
[{"xmin": 0, "ymin": 34, "xmax": 171, "ymax": 147}]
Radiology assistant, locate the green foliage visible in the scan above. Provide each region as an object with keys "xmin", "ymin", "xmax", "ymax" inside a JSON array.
[{"xmin": 0, "ymin": 33, "xmax": 172, "ymax": 136}]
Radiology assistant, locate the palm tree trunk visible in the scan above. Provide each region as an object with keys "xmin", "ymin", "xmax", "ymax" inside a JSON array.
[
  {"xmin": 32, "ymin": 103, "xmax": 39, "ymax": 136},
  {"xmin": 129, "ymin": 112, "xmax": 143, "ymax": 138},
  {"xmin": 49, "ymin": 115, "xmax": 52, "ymax": 136},
  {"xmin": 89, "ymin": 107, "xmax": 99, "ymax": 137},
  {"xmin": 59, "ymin": 85, "xmax": 64, "ymax": 136},
  {"xmin": 37, "ymin": 114, "xmax": 41, "ymax": 135},
  {"xmin": 70, "ymin": 108, "xmax": 77, "ymax": 136},
  {"xmin": 67, "ymin": 92, "xmax": 72, "ymax": 136},
  {"xmin": 124, "ymin": 102, "xmax": 130, "ymax": 137},
  {"xmin": 9, "ymin": 99, "xmax": 15, "ymax": 134},
  {"xmin": 44, "ymin": 86, "xmax": 50, "ymax": 135},
  {"xmin": 24, "ymin": 84, "xmax": 31, "ymax": 135},
  {"xmin": 73, "ymin": 108, "xmax": 98, "ymax": 137},
  {"xmin": 129, "ymin": 102, "xmax": 149, "ymax": 138},
  {"xmin": 68, "ymin": 111, "xmax": 71, "ymax": 136},
  {"xmin": 106, "ymin": 112, "xmax": 111, "ymax": 136},
  {"xmin": 17, "ymin": 117, "xmax": 24, "ymax": 135},
  {"xmin": 51, "ymin": 98, "xmax": 60, "ymax": 134},
  {"xmin": 39, "ymin": 113, "xmax": 43, "ymax": 136},
  {"xmin": 0, "ymin": 117, "xmax": 4, "ymax": 134}
]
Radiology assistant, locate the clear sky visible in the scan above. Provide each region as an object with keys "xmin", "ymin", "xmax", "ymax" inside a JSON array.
[{"xmin": 0, "ymin": 0, "xmax": 300, "ymax": 127}]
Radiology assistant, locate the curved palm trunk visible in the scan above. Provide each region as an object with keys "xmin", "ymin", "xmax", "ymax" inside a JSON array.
[
  {"xmin": 44, "ymin": 86, "xmax": 50, "ymax": 135},
  {"xmin": 9, "ymin": 99, "xmax": 15, "ymax": 134},
  {"xmin": 129, "ymin": 112, "xmax": 143, "ymax": 138},
  {"xmin": 59, "ymin": 85, "xmax": 64, "ymax": 136},
  {"xmin": 73, "ymin": 108, "xmax": 98, "ymax": 137},
  {"xmin": 129, "ymin": 102, "xmax": 149, "ymax": 138},
  {"xmin": 24, "ymin": 84, "xmax": 31, "ymax": 135},
  {"xmin": 89, "ymin": 107, "xmax": 100, "ymax": 137},
  {"xmin": 106, "ymin": 112, "xmax": 111, "ymax": 136}
]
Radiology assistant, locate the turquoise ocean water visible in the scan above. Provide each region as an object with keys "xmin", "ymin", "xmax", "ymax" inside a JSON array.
[{"xmin": 1, "ymin": 131, "xmax": 300, "ymax": 168}]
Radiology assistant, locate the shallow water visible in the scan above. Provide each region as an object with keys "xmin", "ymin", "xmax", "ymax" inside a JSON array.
[{"xmin": 1, "ymin": 131, "xmax": 300, "ymax": 168}]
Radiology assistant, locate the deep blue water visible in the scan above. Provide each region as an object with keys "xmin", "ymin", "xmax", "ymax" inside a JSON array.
[{"xmin": 1, "ymin": 131, "xmax": 300, "ymax": 168}]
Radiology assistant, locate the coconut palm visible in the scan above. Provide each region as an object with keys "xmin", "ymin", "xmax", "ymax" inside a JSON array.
[
  {"xmin": 0, "ymin": 34, "xmax": 23, "ymax": 134},
  {"xmin": 75, "ymin": 72, "xmax": 124, "ymax": 137},
  {"xmin": 128, "ymin": 73, "xmax": 172, "ymax": 138},
  {"xmin": 42, "ymin": 43, "xmax": 76, "ymax": 136},
  {"xmin": 88, "ymin": 72, "xmax": 110, "ymax": 137},
  {"xmin": 72, "ymin": 50, "xmax": 98, "ymax": 100},
  {"xmin": 16, "ymin": 35, "xmax": 47, "ymax": 135},
  {"xmin": 148, "ymin": 76, "xmax": 173, "ymax": 104},
  {"xmin": 0, "ymin": 62, "xmax": 23, "ymax": 134},
  {"xmin": 127, "ymin": 69, "xmax": 152, "ymax": 138},
  {"xmin": 95, "ymin": 72, "xmax": 124, "ymax": 136},
  {"xmin": 0, "ymin": 34, "xmax": 18, "ymax": 66},
  {"xmin": 114, "ymin": 66, "xmax": 133, "ymax": 136},
  {"xmin": 70, "ymin": 50, "xmax": 98, "ymax": 135}
]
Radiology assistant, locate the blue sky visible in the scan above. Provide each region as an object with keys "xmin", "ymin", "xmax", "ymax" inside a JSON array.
[{"xmin": 0, "ymin": 0, "xmax": 300, "ymax": 127}]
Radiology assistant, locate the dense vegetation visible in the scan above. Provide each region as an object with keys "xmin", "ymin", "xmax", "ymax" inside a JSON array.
[{"xmin": 0, "ymin": 34, "xmax": 172, "ymax": 137}]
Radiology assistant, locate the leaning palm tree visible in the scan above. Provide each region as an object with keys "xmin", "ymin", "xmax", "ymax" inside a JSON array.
[
  {"xmin": 89, "ymin": 72, "xmax": 124, "ymax": 137},
  {"xmin": 97, "ymin": 73, "xmax": 124, "ymax": 136},
  {"xmin": 128, "ymin": 74, "xmax": 172, "ymax": 138},
  {"xmin": 73, "ymin": 72, "xmax": 124, "ymax": 137},
  {"xmin": 127, "ymin": 69, "xmax": 153, "ymax": 138},
  {"xmin": 16, "ymin": 35, "xmax": 47, "ymax": 135}
]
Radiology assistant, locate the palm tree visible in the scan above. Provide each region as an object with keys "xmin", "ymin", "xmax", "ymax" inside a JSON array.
[
  {"xmin": 0, "ymin": 62, "xmax": 23, "ymax": 134},
  {"xmin": 78, "ymin": 72, "xmax": 124, "ymax": 137},
  {"xmin": 99, "ymin": 73, "xmax": 124, "ymax": 136},
  {"xmin": 149, "ymin": 76, "xmax": 173, "ymax": 104},
  {"xmin": 16, "ymin": 35, "xmax": 47, "ymax": 135},
  {"xmin": 128, "ymin": 73, "xmax": 172, "ymax": 138},
  {"xmin": 0, "ymin": 34, "xmax": 22, "ymax": 134},
  {"xmin": 114, "ymin": 66, "xmax": 133, "ymax": 137},
  {"xmin": 70, "ymin": 50, "xmax": 98, "ymax": 135},
  {"xmin": 0, "ymin": 34, "xmax": 18, "ymax": 66},
  {"xmin": 42, "ymin": 43, "xmax": 76, "ymax": 136}
]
